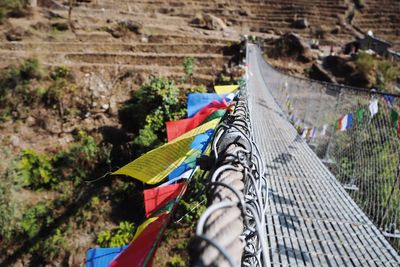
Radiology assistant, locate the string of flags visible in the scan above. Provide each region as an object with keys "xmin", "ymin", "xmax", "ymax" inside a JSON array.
[
  {"xmin": 284, "ymin": 88, "xmax": 400, "ymax": 140},
  {"xmin": 85, "ymin": 78, "xmax": 244, "ymax": 266}
]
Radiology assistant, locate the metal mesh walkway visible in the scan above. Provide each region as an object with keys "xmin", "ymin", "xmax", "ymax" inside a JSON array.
[{"xmin": 247, "ymin": 44, "xmax": 400, "ymax": 266}]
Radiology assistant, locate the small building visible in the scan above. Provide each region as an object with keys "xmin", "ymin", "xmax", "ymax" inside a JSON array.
[
  {"xmin": 388, "ymin": 50, "xmax": 400, "ymax": 61},
  {"xmin": 358, "ymin": 35, "xmax": 393, "ymax": 57}
]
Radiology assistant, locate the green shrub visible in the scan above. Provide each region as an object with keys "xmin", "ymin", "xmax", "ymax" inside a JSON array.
[
  {"xmin": 188, "ymin": 85, "xmax": 207, "ymax": 94},
  {"xmin": 96, "ymin": 221, "xmax": 136, "ymax": 247},
  {"xmin": 0, "ymin": 58, "xmax": 44, "ymax": 120},
  {"xmin": 354, "ymin": 0, "xmax": 365, "ymax": 9},
  {"xmin": 183, "ymin": 57, "xmax": 195, "ymax": 79},
  {"xmin": 355, "ymin": 52, "xmax": 375, "ymax": 76},
  {"xmin": 53, "ymin": 130, "xmax": 99, "ymax": 182},
  {"xmin": 119, "ymin": 77, "xmax": 186, "ymax": 154},
  {"xmin": 50, "ymin": 65, "xmax": 69, "ymax": 81},
  {"xmin": 176, "ymin": 171, "xmax": 207, "ymax": 225},
  {"xmin": 19, "ymin": 58, "xmax": 42, "ymax": 80},
  {"xmin": 18, "ymin": 149, "xmax": 56, "ymax": 189},
  {"xmin": 0, "ymin": 0, "xmax": 27, "ymax": 21},
  {"xmin": 377, "ymin": 61, "xmax": 400, "ymax": 88},
  {"xmin": 44, "ymin": 79, "xmax": 68, "ymax": 106},
  {"xmin": 0, "ymin": 156, "xmax": 22, "ymax": 241},
  {"xmin": 20, "ymin": 202, "xmax": 52, "ymax": 238},
  {"xmin": 30, "ymin": 228, "xmax": 67, "ymax": 263},
  {"xmin": 169, "ymin": 255, "xmax": 185, "ymax": 267}
]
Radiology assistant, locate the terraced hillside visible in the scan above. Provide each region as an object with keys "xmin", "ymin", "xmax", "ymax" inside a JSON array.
[{"xmin": 352, "ymin": 0, "xmax": 400, "ymax": 50}]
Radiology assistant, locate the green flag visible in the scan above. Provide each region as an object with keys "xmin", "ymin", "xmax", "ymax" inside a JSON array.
[
  {"xmin": 356, "ymin": 107, "xmax": 364, "ymax": 124},
  {"xmin": 334, "ymin": 120, "xmax": 339, "ymax": 131},
  {"xmin": 390, "ymin": 109, "xmax": 399, "ymax": 129},
  {"xmin": 202, "ymin": 109, "xmax": 226, "ymax": 124}
]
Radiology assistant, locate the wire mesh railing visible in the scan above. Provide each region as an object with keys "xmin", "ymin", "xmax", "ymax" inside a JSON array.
[
  {"xmin": 256, "ymin": 47, "xmax": 400, "ymax": 250},
  {"xmin": 190, "ymin": 71, "xmax": 270, "ymax": 266}
]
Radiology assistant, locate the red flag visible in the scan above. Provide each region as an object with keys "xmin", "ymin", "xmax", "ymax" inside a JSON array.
[
  {"xmin": 398, "ymin": 117, "xmax": 400, "ymax": 138},
  {"xmin": 144, "ymin": 183, "xmax": 185, "ymax": 218},
  {"xmin": 109, "ymin": 213, "xmax": 169, "ymax": 267},
  {"xmin": 166, "ymin": 100, "xmax": 228, "ymax": 142}
]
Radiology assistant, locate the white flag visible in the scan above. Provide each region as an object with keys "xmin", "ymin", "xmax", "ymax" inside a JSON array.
[
  {"xmin": 321, "ymin": 124, "xmax": 328, "ymax": 136},
  {"xmin": 369, "ymin": 99, "xmax": 379, "ymax": 118},
  {"xmin": 301, "ymin": 129, "xmax": 307, "ymax": 138}
]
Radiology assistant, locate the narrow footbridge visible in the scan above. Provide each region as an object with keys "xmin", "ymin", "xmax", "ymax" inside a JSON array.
[
  {"xmin": 247, "ymin": 44, "xmax": 400, "ymax": 266},
  {"xmin": 192, "ymin": 43, "xmax": 400, "ymax": 266}
]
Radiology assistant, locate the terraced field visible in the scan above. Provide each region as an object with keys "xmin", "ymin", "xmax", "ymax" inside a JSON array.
[{"xmin": 352, "ymin": 0, "xmax": 400, "ymax": 50}]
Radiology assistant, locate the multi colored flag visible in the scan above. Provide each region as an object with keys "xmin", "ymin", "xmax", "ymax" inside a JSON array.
[
  {"xmin": 109, "ymin": 213, "xmax": 170, "ymax": 267},
  {"xmin": 338, "ymin": 113, "xmax": 353, "ymax": 131},
  {"xmin": 166, "ymin": 100, "xmax": 227, "ymax": 141},
  {"xmin": 112, "ymin": 119, "xmax": 220, "ymax": 184},
  {"xmin": 187, "ymin": 93, "xmax": 235, "ymax": 117}
]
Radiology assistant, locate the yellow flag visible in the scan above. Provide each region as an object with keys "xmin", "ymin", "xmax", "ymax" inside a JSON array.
[
  {"xmin": 112, "ymin": 119, "xmax": 220, "ymax": 184},
  {"xmin": 214, "ymin": 85, "xmax": 239, "ymax": 94}
]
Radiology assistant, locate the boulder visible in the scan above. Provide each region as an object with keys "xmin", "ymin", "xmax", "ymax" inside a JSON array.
[
  {"xmin": 51, "ymin": 22, "xmax": 69, "ymax": 31},
  {"xmin": 118, "ymin": 20, "xmax": 143, "ymax": 34},
  {"xmin": 308, "ymin": 63, "xmax": 336, "ymax": 83},
  {"xmin": 238, "ymin": 8, "xmax": 251, "ymax": 17},
  {"xmin": 5, "ymin": 27, "xmax": 24, "ymax": 41},
  {"xmin": 191, "ymin": 13, "xmax": 226, "ymax": 31},
  {"xmin": 323, "ymin": 56, "xmax": 356, "ymax": 78},
  {"xmin": 292, "ymin": 18, "xmax": 308, "ymax": 29},
  {"xmin": 268, "ymin": 32, "xmax": 314, "ymax": 63},
  {"xmin": 331, "ymin": 25, "xmax": 341, "ymax": 34}
]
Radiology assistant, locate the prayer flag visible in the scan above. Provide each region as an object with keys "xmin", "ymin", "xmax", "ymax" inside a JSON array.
[
  {"xmin": 398, "ymin": 118, "xmax": 400, "ymax": 138},
  {"xmin": 301, "ymin": 128, "xmax": 307, "ymax": 138},
  {"xmin": 166, "ymin": 108, "xmax": 223, "ymax": 142},
  {"xmin": 214, "ymin": 85, "xmax": 239, "ymax": 94},
  {"xmin": 202, "ymin": 110, "xmax": 226, "ymax": 124},
  {"xmin": 168, "ymin": 129, "xmax": 214, "ymax": 180},
  {"xmin": 369, "ymin": 99, "xmax": 379, "ymax": 118},
  {"xmin": 109, "ymin": 214, "xmax": 169, "ymax": 267},
  {"xmin": 144, "ymin": 183, "xmax": 185, "ymax": 218},
  {"xmin": 112, "ymin": 119, "xmax": 219, "ymax": 184},
  {"xmin": 339, "ymin": 113, "xmax": 353, "ymax": 131},
  {"xmin": 166, "ymin": 101, "xmax": 227, "ymax": 141},
  {"xmin": 86, "ymin": 246, "xmax": 127, "ymax": 267},
  {"xmin": 356, "ymin": 107, "xmax": 364, "ymax": 124},
  {"xmin": 391, "ymin": 110, "xmax": 399, "ymax": 129},
  {"xmin": 311, "ymin": 127, "xmax": 317, "ymax": 139},
  {"xmin": 187, "ymin": 93, "xmax": 234, "ymax": 117},
  {"xmin": 384, "ymin": 95, "xmax": 394, "ymax": 110},
  {"xmin": 321, "ymin": 124, "xmax": 328, "ymax": 136}
]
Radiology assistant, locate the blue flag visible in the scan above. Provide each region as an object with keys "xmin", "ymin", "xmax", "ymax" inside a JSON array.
[
  {"xmin": 86, "ymin": 246, "xmax": 128, "ymax": 267},
  {"xmin": 384, "ymin": 95, "xmax": 394, "ymax": 109},
  {"xmin": 168, "ymin": 129, "xmax": 214, "ymax": 180},
  {"xmin": 346, "ymin": 113, "xmax": 353, "ymax": 129},
  {"xmin": 187, "ymin": 93, "xmax": 229, "ymax": 117}
]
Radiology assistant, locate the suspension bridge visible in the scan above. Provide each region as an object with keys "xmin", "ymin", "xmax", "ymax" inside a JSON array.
[
  {"xmin": 190, "ymin": 43, "xmax": 400, "ymax": 266},
  {"xmin": 85, "ymin": 41, "xmax": 400, "ymax": 267}
]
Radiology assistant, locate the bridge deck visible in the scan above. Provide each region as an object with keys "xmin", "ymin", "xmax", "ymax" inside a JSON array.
[{"xmin": 247, "ymin": 44, "xmax": 400, "ymax": 266}]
